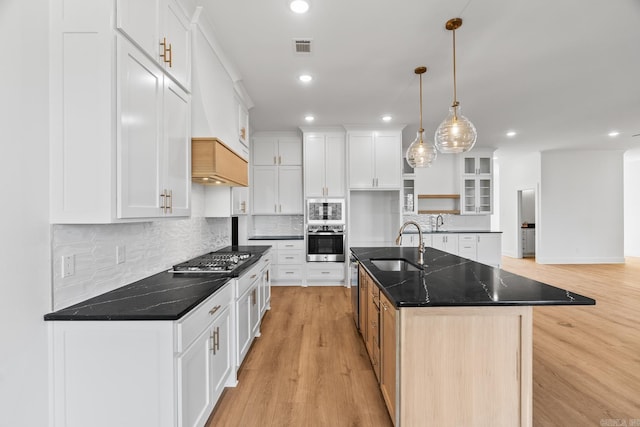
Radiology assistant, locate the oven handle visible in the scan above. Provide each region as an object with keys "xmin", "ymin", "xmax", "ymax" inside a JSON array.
[{"xmin": 307, "ymin": 232, "xmax": 345, "ymax": 236}]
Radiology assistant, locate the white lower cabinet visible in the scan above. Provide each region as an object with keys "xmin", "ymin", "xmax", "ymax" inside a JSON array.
[
  {"xmin": 234, "ymin": 259, "xmax": 265, "ymax": 368},
  {"xmin": 259, "ymin": 251, "xmax": 272, "ymax": 317},
  {"xmin": 434, "ymin": 233, "xmax": 502, "ymax": 267},
  {"xmin": 249, "ymin": 240, "xmax": 305, "ymax": 285},
  {"xmin": 430, "ymin": 234, "xmax": 459, "ymax": 255},
  {"xmin": 178, "ymin": 305, "xmax": 231, "ymax": 427},
  {"xmin": 306, "ymin": 262, "xmax": 346, "ymax": 284},
  {"xmin": 50, "ymin": 282, "xmax": 234, "ymax": 427}
]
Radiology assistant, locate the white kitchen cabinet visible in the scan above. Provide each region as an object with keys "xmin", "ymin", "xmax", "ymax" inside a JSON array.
[
  {"xmin": 117, "ymin": 39, "xmax": 191, "ymax": 219},
  {"xmin": 460, "ymin": 150, "xmax": 494, "ymax": 215},
  {"xmin": 50, "ymin": 2, "xmax": 190, "ymax": 223},
  {"xmin": 178, "ymin": 305, "xmax": 231, "ymax": 427},
  {"xmin": 457, "ymin": 234, "xmax": 478, "ymax": 260},
  {"xmin": 49, "ymin": 282, "xmax": 234, "ymax": 427},
  {"xmin": 252, "ymin": 166, "xmax": 303, "ymax": 214},
  {"xmin": 249, "ymin": 240, "xmax": 305, "ymax": 285},
  {"xmin": 306, "ymin": 263, "xmax": 345, "ymax": 284},
  {"xmin": 438, "ymin": 232, "xmax": 502, "ymax": 267},
  {"xmin": 430, "ymin": 233, "xmax": 459, "ymax": 255},
  {"xmin": 253, "ymin": 136, "xmax": 302, "ymax": 166},
  {"xmin": 258, "ymin": 250, "xmax": 272, "ymax": 317},
  {"xmin": 235, "ymin": 261, "xmax": 262, "ymax": 368},
  {"xmin": 116, "ymin": 0, "xmax": 191, "ymax": 90},
  {"xmin": 303, "ymin": 132, "xmax": 346, "ymax": 197},
  {"xmin": 477, "ymin": 233, "xmax": 502, "ymax": 267},
  {"xmin": 232, "ymin": 187, "xmax": 249, "ymax": 215},
  {"xmin": 348, "ymin": 130, "xmax": 402, "ymax": 189}
]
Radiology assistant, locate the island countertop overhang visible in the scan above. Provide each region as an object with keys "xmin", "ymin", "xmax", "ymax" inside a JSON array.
[{"xmin": 351, "ymin": 246, "xmax": 596, "ymax": 308}]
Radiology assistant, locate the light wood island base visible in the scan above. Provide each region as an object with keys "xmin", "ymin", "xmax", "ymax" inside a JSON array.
[{"xmin": 398, "ymin": 306, "xmax": 532, "ymax": 427}]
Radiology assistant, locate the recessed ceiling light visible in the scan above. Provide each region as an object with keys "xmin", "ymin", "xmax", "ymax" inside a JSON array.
[
  {"xmin": 289, "ymin": 0, "xmax": 309, "ymax": 14},
  {"xmin": 608, "ymin": 131, "xmax": 620, "ymax": 137},
  {"xmin": 381, "ymin": 115, "xmax": 392, "ymax": 122},
  {"xmin": 298, "ymin": 74, "xmax": 312, "ymax": 83},
  {"xmin": 506, "ymin": 131, "xmax": 517, "ymax": 137},
  {"xmin": 305, "ymin": 115, "xmax": 314, "ymax": 122}
]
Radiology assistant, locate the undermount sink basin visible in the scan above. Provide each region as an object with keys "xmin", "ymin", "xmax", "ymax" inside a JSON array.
[{"xmin": 370, "ymin": 259, "xmax": 421, "ymax": 272}]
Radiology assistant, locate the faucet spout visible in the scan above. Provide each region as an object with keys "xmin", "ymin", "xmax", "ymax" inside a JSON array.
[{"xmin": 396, "ymin": 220, "xmax": 425, "ymax": 266}]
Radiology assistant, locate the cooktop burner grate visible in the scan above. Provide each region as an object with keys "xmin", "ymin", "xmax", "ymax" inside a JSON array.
[{"xmin": 172, "ymin": 252, "xmax": 252, "ymax": 273}]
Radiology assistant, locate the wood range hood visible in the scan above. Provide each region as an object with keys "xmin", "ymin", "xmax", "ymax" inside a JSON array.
[{"xmin": 191, "ymin": 138, "xmax": 248, "ymax": 187}]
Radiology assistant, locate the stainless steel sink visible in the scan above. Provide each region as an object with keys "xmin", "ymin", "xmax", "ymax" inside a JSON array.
[{"xmin": 370, "ymin": 259, "xmax": 421, "ymax": 272}]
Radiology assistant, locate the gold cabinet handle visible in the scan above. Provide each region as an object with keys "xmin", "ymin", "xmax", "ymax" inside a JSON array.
[
  {"xmin": 166, "ymin": 189, "xmax": 172, "ymax": 214},
  {"xmin": 208, "ymin": 305, "xmax": 221, "ymax": 316},
  {"xmin": 159, "ymin": 37, "xmax": 172, "ymax": 67},
  {"xmin": 273, "ymin": 156, "xmax": 277, "ymax": 165},
  {"xmin": 215, "ymin": 326, "xmax": 220, "ymax": 353},
  {"xmin": 160, "ymin": 192, "xmax": 166, "ymax": 212}
]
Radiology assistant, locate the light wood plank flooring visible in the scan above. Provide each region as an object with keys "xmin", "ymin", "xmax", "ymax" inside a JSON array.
[
  {"xmin": 208, "ymin": 258, "xmax": 640, "ymax": 426},
  {"xmin": 207, "ymin": 286, "xmax": 393, "ymax": 427},
  {"xmin": 501, "ymin": 256, "xmax": 640, "ymax": 426}
]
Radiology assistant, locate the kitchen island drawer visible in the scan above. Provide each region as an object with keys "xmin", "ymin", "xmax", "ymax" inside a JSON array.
[{"xmin": 175, "ymin": 280, "xmax": 233, "ymax": 353}]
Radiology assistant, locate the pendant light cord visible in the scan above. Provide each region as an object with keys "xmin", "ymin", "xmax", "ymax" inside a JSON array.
[
  {"xmin": 452, "ymin": 28, "xmax": 458, "ymax": 109},
  {"xmin": 419, "ymin": 72, "xmax": 424, "ymax": 135}
]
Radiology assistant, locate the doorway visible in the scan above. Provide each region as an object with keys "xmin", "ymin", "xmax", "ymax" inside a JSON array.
[{"xmin": 517, "ymin": 189, "xmax": 536, "ymax": 259}]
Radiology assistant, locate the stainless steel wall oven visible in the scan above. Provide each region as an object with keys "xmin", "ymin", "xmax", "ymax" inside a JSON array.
[{"xmin": 306, "ymin": 199, "xmax": 346, "ymax": 262}]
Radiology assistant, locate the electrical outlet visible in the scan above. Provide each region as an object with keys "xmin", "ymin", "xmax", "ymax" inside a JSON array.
[
  {"xmin": 116, "ymin": 245, "xmax": 126, "ymax": 264},
  {"xmin": 62, "ymin": 255, "xmax": 75, "ymax": 278}
]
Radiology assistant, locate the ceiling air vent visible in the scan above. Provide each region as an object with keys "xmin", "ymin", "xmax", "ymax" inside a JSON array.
[{"xmin": 293, "ymin": 39, "xmax": 312, "ymax": 54}]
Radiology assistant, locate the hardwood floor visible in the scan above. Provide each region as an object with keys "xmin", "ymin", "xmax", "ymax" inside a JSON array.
[
  {"xmin": 208, "ymin": 258, "xmax": 640, "ymax": 426},
  {"xmin": 207, "ymin": 286, "xmax": 393, "ymax": 427},
  {"xmin": 501, "ymin": 257, "xmax": 640, "ymax": 427}
]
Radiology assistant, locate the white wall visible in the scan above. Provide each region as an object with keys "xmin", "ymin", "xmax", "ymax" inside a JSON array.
[
  {"xmin": 624, "ymin": 153, "xmax": 640, "ymax": 256},
  {"xmin": 539, "ymin": 150, "xmax": 625, "ymax": 263},
  {"xmin": 0, "ymin": 1, "xmax": 51, "ymax": 426},
  {"xmin": 495, "ymin": 151, "xmax": 541, "ymax": 258}
]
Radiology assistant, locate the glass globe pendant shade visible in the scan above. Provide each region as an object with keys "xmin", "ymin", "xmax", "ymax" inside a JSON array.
[
  {"xmin": 434, "ymin": 105, "xmax": 477, "ymax": 153},
  {"xmin": 406, "ymin": 130, "xmax": 437, "ymax": 168}
]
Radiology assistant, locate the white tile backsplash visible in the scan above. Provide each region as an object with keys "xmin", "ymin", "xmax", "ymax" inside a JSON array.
[
  {"xmin": 402, "ymin": 214, "xmax": 492, "ymax": 231},
  {"xmin": 252, "ymin": 215, "xmax": 304, "ymax": 236},
  {"xmin": 51, "ymin": 186, "xmax": 230, "ymax": 310}
]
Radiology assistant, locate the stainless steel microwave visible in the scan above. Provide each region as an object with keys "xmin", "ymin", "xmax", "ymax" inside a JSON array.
[{"xmin": 306, "ymin": 199, "xmax": 345, "ymax": 224}]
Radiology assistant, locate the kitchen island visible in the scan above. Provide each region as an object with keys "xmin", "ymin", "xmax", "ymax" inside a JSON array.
[{"xmin": 351, "ymin": 246, "xmax": 595, "ymax": 427}]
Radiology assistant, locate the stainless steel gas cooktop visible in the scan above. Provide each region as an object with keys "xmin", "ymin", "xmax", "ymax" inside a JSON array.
[{"xmin": 171, "ymin": 252, "xmax": 252, "ymax": 273}]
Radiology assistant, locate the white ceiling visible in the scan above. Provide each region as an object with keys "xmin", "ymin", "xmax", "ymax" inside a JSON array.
[{"xmin": 201, "ymin": 0, "xmax": 640, "ymax": 153}]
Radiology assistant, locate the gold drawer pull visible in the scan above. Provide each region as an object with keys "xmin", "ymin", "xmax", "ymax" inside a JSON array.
[{"xmin": 208, "ymin": 305, "xmax": 221, "ymax": 316}]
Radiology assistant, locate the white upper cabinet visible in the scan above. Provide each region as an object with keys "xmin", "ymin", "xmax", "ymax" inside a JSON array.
[
  {"xmin": 50, "ymin": 0, "xmax": 191, "ymax": 223},
  {"xmin": 459, "ymin": 149, "xmax": 494, "ymax": 215},
  {"xmin": 252, "ymin": 166, "xmax": 303, "ymax": 214},
  {"xmin": 348, "ymin": 129, "xmax": 402, "ymax": 189},
  {"xmin": 117, "ymin": 38, "xmax": 191, "ymax": 219},
  {"xmin": 303, "ymin": 132, "xmax": 346, "ymax": 198},
  {"xmin": 253, "ymin": 137, "xmax": 302, "ymax": 166},
  {"xmin": 116, "ymin": 0, "xmax": 191, "ymax": 90}
]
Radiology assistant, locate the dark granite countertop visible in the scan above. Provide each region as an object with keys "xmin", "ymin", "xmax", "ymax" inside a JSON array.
[
  {"xmin": 249, "ymin": 235, "xmax": 304, "ymax": 240},
  {"xmin": 403, "ymin": 230, "xmax": 503, "ymax": 234},
  {"xmin": 44, "ymin": 246, "xmax": 272, "ymax": 321},
  {"xmin": 351, "ymin": 247, "xmax": 595, "ymax": 308}
]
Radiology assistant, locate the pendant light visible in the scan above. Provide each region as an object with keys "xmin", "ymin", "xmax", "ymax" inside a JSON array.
[
  {"xmin": 434, "ymin": 18, "xmax": 477, "ymax": 153},
  {"xmin": 406, "ymin": 66, "xmax": 437, "ymax": 168}
]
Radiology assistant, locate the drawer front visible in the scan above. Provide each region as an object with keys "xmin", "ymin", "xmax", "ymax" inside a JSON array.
[
  {"xmin": 277, "ymin": 250, "xmax": 304, "ymax": 265},
  {"xmin": 273, "ymin": 265, "xmax": 303, "ymax": 281},
  {"xmin": 237, "ymin": 262, "xmax": 261, "ymax": 298},
  {"xmin": 306, "ymin": 263, "xmax": 345, "ymax": 281},
  {"xmin": 260, "ymin": 249, "xmax": 273, "ymax": 268},
  {"xmin": 176, "ymin": 281, "xmax": 233, "ymax": 353},
  {"xmin": 277, "ymin": 240, "xmax": 304, "ymax": 251}
]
